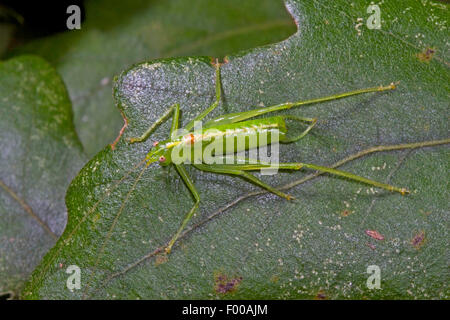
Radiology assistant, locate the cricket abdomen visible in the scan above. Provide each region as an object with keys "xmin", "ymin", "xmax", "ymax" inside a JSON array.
[
  {"xmin": 207, "ymin": 116, "xmax": 286, "ymax": 153},
  {"xmin": 175, "ymin": 116, "xmax": 288, "ymax": 159}
]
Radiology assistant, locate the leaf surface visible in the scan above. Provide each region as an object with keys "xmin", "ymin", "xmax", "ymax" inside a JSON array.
[
  {"xmin": 0, "ymin": 55, "xmax": 85, "ymax": 296},
  {"xmin": 23, "ymin": 0, "xmax": 449, "ymax": 299}
]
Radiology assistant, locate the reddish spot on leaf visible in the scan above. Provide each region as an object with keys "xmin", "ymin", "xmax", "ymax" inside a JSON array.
[
  {"xmin": 365, "ymin": 230, "xmax": 384, "ymax": 241},
  {"xmin": 315, "ymin": 290, "xmax": 327, "ymax": 300},
  {"xmin": 154, "ymin": 252, "xmax": 168, "ymax": 266},
  {"xmin": 416, "ymin": 47, "xmax": 436, "ymax": 62},
  {"xmin": 214, "ymin": 273, "xmax": 242, "ymax": 294},
  {"xmin": 341, "ymin": 209, "xmax": 350, "ymax": 217},
  {"xmin": 411, "ymin": 231, "xmax": 426, "ymax": 249}
]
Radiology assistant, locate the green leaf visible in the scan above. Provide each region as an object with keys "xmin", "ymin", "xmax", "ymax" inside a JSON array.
[
  {"xmin": 23, "ymin": 0, "xmax": 448, "ymax": 299},
  {"xmin": 0, "ymin": 55, "xmax": 85, "ymax": 297},
  {"xmin": 9, "ymin": 0, "xmax": 296, "ymax": 156}
]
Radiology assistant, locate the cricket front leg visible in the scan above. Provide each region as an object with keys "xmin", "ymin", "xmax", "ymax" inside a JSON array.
[
  {"xmin": 165, "ymin": 164, "xmax": 201, "ymax": 254},
  {"xmin": 128, "ymin": 103, "xmax": 180, "ymax": 144}
]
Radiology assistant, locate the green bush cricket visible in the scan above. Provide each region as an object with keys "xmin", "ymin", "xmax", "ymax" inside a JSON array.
[{"xmin": 125, "ymin": 59, "xmax": 408, "ymax": 254}]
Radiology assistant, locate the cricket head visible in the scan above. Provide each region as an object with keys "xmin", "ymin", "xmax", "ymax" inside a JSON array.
[{"xmin": 145, "ymin": 141, "xmax": 172, "ymax": 166}]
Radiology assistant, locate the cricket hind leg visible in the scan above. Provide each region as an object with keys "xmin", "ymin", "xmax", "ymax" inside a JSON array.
[
  {"xmin": 193, "ymin": 163, "xmax": 295, "ymax": 200},
  {"xmin": 196, "ymin": 156, "xmax": 408, "ymax": 197},
  {"xmin": 300, "ymin": 163, "xmax": 409, "ymax": 195},
  {"xmin": 204, "ymin": 83, "xmax": 396, "ymax": 127},
  {"xmin": 229, "ymin": 159, "xmax": 408, "ymax": 195}
]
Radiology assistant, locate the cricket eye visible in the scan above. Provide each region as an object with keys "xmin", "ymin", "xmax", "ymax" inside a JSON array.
[{"xmin": 159, "ymin": 156, "xmax": 166, "ymax": 163}]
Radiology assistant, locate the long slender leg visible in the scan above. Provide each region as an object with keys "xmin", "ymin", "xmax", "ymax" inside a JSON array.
[
  {"xmin": 166, "ymin": 164, "xmax": 200, "ymax": 253},
  {"xmin": 129, "ymin": 60, "xmax": 220, "ymax": 143},
  {"xmin": 170, "ymin": 103, "xmax": 180, "ymax": 134},
  {"xmin": 193, "ymin": 163, "xmax": 295, "ymax": 200},
  {"xmin": 300, "ymin": 163, "xmax": 408, "ymax": 194},
  {"xmin": 196, "ymin": 156, "xmax": 408, "ymax": 195},
  {"xmin": 184, "ymin": 60, "xmax": 222, "ymax": 131},
  {"xmin": 128, "ymin": 103, "xmax": 180, "ymax": 144},
  {"xmin": 204, "ymin": 83, "xmax": 396, "ymax": 127}
]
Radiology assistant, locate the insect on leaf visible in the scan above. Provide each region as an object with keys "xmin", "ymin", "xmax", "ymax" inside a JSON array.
[{"xmin": 23, "ymin": 0, "xmax": 449, "ymax": 299}]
